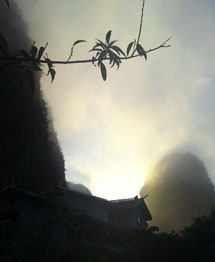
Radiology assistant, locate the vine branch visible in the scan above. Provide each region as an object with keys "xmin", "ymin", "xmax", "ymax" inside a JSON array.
[
  {"xmin": 0, "ymin": 0, "xmax": 171, "ymax": 84},
  {"xmin": 0, "ymin": 37, "xmax": 171, "ymax": 65},
  {"xmin": 137, "ymin": 0, "xmax": 145, "ymax": 46},
  {"xmin": 131, "ymin": 0, "xmax": 146, "ymax": 57}
]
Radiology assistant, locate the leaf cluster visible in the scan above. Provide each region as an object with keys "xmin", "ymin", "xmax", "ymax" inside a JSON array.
[
  {"xmin": 0, "ymin": 30, "xmax": 148, "ymax": 87},
  {"xmin": 0, "ymin": 0, "xmax": 170, "ymax": 90},
  {"xmin": 89, "ymin": 30, "xmax": 147, "ymax": 81},
  {"xmin": 15, "ymin": 42, "xmax": 48, "ymax": 93},
  {"xmin": 0, "ymin": 39, "xmax": 47, "ymax": 93},
  {"xmin": 90, "ymin": 30, "xmax": 124, "ymax": 80}
]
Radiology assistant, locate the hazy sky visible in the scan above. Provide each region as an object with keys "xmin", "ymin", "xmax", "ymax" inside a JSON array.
[{"xmin": 13, "ymin": 0, "xmax": 215, "ymax": 199}]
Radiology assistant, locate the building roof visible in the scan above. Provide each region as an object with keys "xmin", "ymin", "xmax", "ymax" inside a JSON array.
[
  {"xmin": 57, "ymin": 185, "xmax": 107, "ymax": 203},
  {"xmin": 0, "ymin": 186, "xmax": 152, "ymax": 221},
  {"xmin": 109, "ymin": 196, "xmax": 152, "ymax": 221}
]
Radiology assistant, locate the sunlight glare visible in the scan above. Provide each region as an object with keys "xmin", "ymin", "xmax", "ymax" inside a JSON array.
[{"xmin": 94, "ymin": 168, "xmax": 145, "ymax": 200}]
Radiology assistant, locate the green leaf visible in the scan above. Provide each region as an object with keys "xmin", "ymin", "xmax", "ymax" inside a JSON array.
[
  {"xmin": 45, "ymin": 58, "xmax": 53, "ymax": 68},
  {"xmin": 107, "ymin": 40, "xmax": 118, "ymax": 48},
  {"xmin": 89, "ymin": 48, "xmax": 103, "ymax": 52},
  {"xmin": 108, "ymin": 50, "xmax": 116, "ymax": 65},
  {"xmin": 95, "ymin": 52, "xmax": 100, "ymax": 58},
  {"xmin": 106, "ymin": 30, "xmax": 112, "ymax": 44},
  {"xmin": 50, "ymin": 68, "xmax": 56, "ymax": 82},
  {"xmin": 110, "ymin": 60, "xmax": 116, "ymax": 68},
  {"xmin": 73, "ymin": 40, "xmax": 86, "ymax": 46},
  {"xmin": 115, "ymin": 59, "xmax": 120, "ymax": 69},
  {"xmin": 111, "ymin": 45, "xmax": 125, "ymax": 56},
  {"xmin": 126, "ymin": 42, "xmax": 134, "ymax": 56},
  {"xmin": 96, "ymin": 39, "xmax": 106, "ymax": 49},
  {"xmin": 109, "ymin": 47, "xmax": 120, "ymax": 56},
  {"xmin": 110, "ymin": 54, "xmax": 117, "ymax": 68},
  {"xmin": 93, "ymin": 42, "xmax": 103, "ymax": 49},
  {"xmin": 136, "ymin": 43, "xmax": 147, "ymax": 60},
  {"xmin": 98, "ymin": 51, "xmax": 106, "ymax": 66},
  {"xmin": 37, "ymin": 47, "xmax": 45, "ymax": 60},
  {"xmin": 30, "ymin": 45, "xmax": 38, "ymax": 59},
  {"xmin": 37, "ymin": 43, "xmax": 48, "ymax": 60},
  {"xmin": 100, "ymin": 62, "xmax": 107, "ymax": 81}
]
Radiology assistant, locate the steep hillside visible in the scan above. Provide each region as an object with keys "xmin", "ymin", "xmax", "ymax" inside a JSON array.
[
  {"xmin": 0, "ymin": 0, "xmax": 66, "ymax": 192},
  {"xmin": 140, "ymin": 152, "xmax": 215, "ymax": 232}
]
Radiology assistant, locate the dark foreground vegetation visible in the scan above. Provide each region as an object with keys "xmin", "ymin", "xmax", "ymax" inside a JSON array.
[{"xmin": 1, "ymin": 193, "xmax": 215, "ymax": 262}]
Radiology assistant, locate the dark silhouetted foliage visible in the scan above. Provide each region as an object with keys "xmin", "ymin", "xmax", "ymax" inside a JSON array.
[{"xmin": 0, "ymin": 0, "xmax": 170, "ymax": 86}]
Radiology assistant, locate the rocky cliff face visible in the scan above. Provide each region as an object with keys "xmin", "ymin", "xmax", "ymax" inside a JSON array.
[
  {"xmin": 0, "ymin": 0, "xmax": 66, "ymax": 192},
  {"xmin": 140, "ymin": 152, "xmax": 215, "ymax": 232}
]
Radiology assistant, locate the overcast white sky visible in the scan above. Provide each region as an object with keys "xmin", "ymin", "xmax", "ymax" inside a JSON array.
[{"xmin": 14, "ymin": 0, "xmax": 215, "ymax": 199}]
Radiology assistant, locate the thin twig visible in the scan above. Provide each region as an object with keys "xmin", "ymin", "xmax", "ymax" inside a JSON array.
[
  {"xmin": 0, "ymin": 38, "xmax": 171, "ymax": 66},
  {"xmin": 145, "ymin": 37, "xmax": 171, "ymax": 54},
  {"xmin": 137, "ymin": 0, "xmax": 145, "ymax": 45},
  {"xmin": 131, "ymin": 0, "xmax": 146, "ymax": 57}
]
